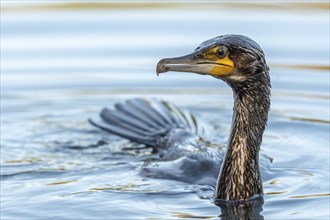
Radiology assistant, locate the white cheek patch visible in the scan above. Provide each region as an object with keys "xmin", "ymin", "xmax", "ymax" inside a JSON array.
[{"xmin": 226, "ymin": 74, "xmax": 247, "ymax": 81}]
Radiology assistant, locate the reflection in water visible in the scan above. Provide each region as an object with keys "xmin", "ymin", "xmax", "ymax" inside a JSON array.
[{"xmin": 216, "ymin": 196, "xmax": 264, "ymax": 220}]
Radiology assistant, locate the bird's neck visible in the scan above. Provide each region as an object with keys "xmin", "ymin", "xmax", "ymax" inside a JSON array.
[{"xmin": 215, "ymin": 78, "xmax": 270, "ymax": 201}]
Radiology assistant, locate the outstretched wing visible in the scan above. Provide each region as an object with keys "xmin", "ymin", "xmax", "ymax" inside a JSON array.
[{"xmin": 89, "ymin": 98, "xmax": 205, "ymax": 147}]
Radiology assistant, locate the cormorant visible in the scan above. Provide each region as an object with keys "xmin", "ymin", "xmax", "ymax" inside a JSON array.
[{"xmin": 90, "ymin": 34, "xmax": 271, "ymax": 203}]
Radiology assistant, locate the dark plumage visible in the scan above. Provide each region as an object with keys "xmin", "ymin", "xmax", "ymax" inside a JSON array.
[{"xmin": 91, "ymin": 34, "xmax": 271, "ymax": 203}]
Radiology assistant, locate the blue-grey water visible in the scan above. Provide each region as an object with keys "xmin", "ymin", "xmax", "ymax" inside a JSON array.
[{"xmin": 1, "ymin": 2, "xmax": 329, "ymax": 219}]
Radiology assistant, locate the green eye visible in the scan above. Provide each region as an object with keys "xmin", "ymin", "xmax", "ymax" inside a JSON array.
[{"xmin": 216, "ymin": 47, "xmax": 227, "ymax": 58}]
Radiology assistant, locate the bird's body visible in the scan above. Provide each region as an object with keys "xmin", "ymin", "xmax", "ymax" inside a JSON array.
[
  {"xmin": 90, "ymin": 34, "xmax": 271, "ymax": 203},
  {"xmin": 91, "ymin": 99, "xmax": 225, "ymax": 186},
  {"xmin": 140, "ymin": 127, "xmax": 224, "ymax": 186}
]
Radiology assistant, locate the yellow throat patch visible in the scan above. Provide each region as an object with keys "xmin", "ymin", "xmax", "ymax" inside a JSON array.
[{"xmin": 203, "ymin": 47, "xmax": 235, "ymax": 76}]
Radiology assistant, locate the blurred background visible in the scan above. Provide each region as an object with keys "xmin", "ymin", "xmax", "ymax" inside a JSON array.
[
  {"xmin": 1, "ymin": 1, "xmax": 329, "ymax": 219},
  {"xmin": 2, "ymin": 1, "xmax": 329, "ymax": 92}
]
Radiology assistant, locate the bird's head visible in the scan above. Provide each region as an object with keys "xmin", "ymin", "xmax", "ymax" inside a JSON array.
[{"xmin": 157, "ymin": 35, "xmax": 270, "ymax": 88}]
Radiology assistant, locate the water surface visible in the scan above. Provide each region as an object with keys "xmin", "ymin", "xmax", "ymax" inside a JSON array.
[{"xmin": 1, "ymin": 2, "xmax": 329, "ymax": 219}]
